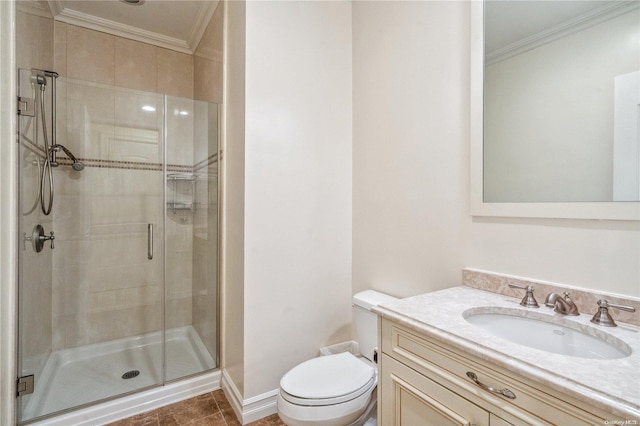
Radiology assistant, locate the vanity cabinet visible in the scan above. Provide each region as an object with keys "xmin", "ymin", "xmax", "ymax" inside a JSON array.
[{"xmin": 378, "ymin": 318, "xmax": 615, "ymax": 426}]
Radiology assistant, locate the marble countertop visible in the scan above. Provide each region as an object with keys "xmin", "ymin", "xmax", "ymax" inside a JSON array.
[{"xmin": 373, "ymin": 286, "xmax": 640, "ymax": 420}]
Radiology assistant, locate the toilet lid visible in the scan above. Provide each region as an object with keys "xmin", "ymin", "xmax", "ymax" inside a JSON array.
[{"xmin": 280, "ymin": 352, "xmax": 375, "ymax": 399}]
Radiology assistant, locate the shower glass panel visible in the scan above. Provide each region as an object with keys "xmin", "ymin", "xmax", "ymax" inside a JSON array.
[
  {"xmin": 164, "ymin": 96, "xmax": 219, "ymax": 381},
  {"xmin": 17, "ymin": 70, "xmax": 219, "ymax": 423}
]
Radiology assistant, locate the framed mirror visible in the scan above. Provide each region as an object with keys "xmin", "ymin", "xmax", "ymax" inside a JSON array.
[{"xmin": 470, "ymin": 1, "xmax": 640, "ymax": 220}]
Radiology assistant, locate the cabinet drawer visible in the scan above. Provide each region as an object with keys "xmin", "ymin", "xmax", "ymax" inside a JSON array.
[
  {"xmin": 380, "ymin": 354, "xmax": 491, "ymax": 426},
  {"xmin": 381, "ymin": 320, "xmax": 609, "ymax": 425}
]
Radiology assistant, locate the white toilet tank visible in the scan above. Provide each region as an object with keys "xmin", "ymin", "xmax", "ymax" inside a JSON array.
[{"xmin": 353, "ymin": 290, "xmax": 398, "ymax": 361}]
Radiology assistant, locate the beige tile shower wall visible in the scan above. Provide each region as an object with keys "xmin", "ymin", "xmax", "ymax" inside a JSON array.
[
  {"xmin": 54, "ymin": 22, "xmax": 194, "ymax": 99},
  {"xmin": 194, "ymin": 1, "xmax": 224, "ymax": 103},
  {"xmin": 48, "ymin": 7, "xmax": 221, "ymax": 351},
  {"xmin": 51, "ymin": 24, "xmax": 197, "ymax": 349},
  {"xmin": 17, "ymin": 8, "xmax": 53, "ymax": 70},
  {"xmin": 52, "ymin": 167, "xmax": 165, "ymax": 350},
  {"xmin": 51, "ymin": 103, "xmax": 171, "ymax": 348}
]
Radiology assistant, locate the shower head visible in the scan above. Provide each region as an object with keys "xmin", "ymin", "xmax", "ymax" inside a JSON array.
[
  {"xmin": 51, "ymin": 144, "xmax": 85, "ymax": 171},
  {"xmin": 71, "ymin": 161, "xmax": 85, "ymax": 172}
]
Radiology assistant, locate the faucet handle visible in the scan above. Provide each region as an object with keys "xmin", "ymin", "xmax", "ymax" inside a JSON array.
[
  {"xmin": 508, "ymin": 284, "xmax": 539, "ymax": 308},
  {"xmin": 590, "ymin": 299, "xmax": 636, "ymax": 327}
]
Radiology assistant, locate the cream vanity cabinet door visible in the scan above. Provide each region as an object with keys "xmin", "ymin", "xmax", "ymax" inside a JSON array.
[
  {"xmin": 380, "ymin": 354, "xmax": 492, "ymax": 426},
  {"xmin": 379, "ymin": 318, "xmax": 613, "ymax": 426}
]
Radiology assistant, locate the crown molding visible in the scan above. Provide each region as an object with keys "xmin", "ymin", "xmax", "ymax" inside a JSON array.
[
  {"xmin": 486, "ymin": 1, "xmax": 640, "ymax": 66},
  {"xmin": 46, "ymin": 0, "xmax": 219, "ymax": 55}
]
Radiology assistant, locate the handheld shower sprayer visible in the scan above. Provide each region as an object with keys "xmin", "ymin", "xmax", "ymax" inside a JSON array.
[{"xmin": 35, "ymin": 74, "xmax": 47, "ymax": 88}]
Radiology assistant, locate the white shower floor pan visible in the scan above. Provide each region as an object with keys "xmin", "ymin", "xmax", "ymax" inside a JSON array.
[{"xmin": 22, "ymin": 326, "xmax": 216, "ymax": 422}]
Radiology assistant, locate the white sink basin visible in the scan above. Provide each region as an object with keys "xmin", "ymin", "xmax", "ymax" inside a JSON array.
[{"xmin": 463, "ymin": 308, "xmax": 631, "ymax": 360}]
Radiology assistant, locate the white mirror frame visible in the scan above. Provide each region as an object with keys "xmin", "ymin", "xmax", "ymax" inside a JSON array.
[{"xmin": 470, "ymin": 2, "xmax": 640, "ymax": 221}]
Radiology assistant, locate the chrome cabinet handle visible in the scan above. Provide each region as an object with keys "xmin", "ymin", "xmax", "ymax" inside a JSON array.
[
  {"xmin": 466, "ymin": 372, "xmax": 516, "ymax": 399},
  {"xmin": 147, "ymin": 223, "xmax": 153, "ymax": 260}
]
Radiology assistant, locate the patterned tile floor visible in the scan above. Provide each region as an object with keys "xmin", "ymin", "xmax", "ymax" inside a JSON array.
[{"xmin": 108, "ymin": 389, "xmax": 286, "ymax": 426}]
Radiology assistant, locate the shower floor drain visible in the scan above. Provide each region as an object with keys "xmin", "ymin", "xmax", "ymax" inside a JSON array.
[{"xmin": 122, "ymin": 370, "xmax": 140, "ymax": 380}]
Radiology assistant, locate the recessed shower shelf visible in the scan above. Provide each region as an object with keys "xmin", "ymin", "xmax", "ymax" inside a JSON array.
[{"xmin": 167, "ymin": 173, "xmax": 196, "ymax": 216}]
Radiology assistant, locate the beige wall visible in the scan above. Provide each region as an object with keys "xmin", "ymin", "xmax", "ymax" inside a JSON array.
[
  {"xmin": 222, "ymin": 0, "xmax": 353, "ymax": 404},
  {"xmin": 243, "ymin": 0, "xmax": 353, "ymax": 399},
  {"xmin": 352, "ymin": 1, "xmax": 470, "ymax": 299},
  {"xmin": 221, "ymin": 0, "xmax": 246, "ymax": 396},
  {"xmin": 352, "ymin": 1, "xmax": 640, "ymax": 303},
  {"xmin": 466, "ymin": 219, "xmax": 640, "ymax": 298}
]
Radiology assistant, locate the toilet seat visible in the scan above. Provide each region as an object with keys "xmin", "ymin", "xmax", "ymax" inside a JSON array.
[{"xmin": 279, "ymin": 352, "xmax": 376, "ymax": 406}]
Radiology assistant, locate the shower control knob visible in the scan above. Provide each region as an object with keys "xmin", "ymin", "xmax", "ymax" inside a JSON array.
[
  {"xmin": 29, "ymin": 225, "xmax": 55, "ymax": 252},
  {"xmin": 42, "ymin": 231, "xmax": 55, "ymax": 249}
]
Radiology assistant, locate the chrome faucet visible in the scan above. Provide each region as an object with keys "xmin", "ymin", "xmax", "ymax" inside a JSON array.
[{"xmin": 545, "ymin": 292, "xmax": 579, "ymax": 316}]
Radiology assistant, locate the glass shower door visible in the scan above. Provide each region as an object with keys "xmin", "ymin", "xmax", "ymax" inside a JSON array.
[{"xmin": 17, "ymin": 70, "xmax": 166, "ymax": 423}]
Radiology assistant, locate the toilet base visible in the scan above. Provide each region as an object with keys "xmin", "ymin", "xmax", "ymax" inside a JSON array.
[{"xmin": 277, "ymin": 387, "xmax": 376, "ymax": 426}]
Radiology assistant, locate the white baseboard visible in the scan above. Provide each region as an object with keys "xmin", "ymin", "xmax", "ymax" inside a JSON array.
[{"xmin": 221, "ymin": 370, "xmax": 279, "ymax": 424}]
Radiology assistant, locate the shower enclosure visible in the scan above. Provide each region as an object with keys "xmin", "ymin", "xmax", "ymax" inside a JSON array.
[{"xmin": 16, "ymin": 68, "xmax": 219, "ymax": 423}]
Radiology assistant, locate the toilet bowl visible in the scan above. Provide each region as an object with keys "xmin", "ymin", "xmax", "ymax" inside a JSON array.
[{"xmin": 277, "ymin": 290, "xmax": 397, "ymax": 426}]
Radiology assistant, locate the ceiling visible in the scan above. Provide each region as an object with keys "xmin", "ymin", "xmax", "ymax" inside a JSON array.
[{"xmin": 46, "ymin": 0, "xmax": 219, "ymax": 54}]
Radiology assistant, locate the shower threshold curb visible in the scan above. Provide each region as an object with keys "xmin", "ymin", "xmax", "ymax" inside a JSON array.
[{"xmin": 26, "ymin": 370, "xmax": 221, "ymax": 426}]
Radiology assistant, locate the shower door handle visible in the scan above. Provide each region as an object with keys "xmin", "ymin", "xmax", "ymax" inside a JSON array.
[{"xmin": 147, "ymin": 223, "xmax": 153, "ymax": 260}]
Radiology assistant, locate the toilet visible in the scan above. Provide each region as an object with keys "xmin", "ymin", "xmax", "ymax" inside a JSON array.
[{"xmin": 277, "ymin": 290, "xmax": 398, "ymax": 426}]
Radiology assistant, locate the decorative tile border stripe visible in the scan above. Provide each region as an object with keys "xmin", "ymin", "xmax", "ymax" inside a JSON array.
[
  {"xmin": 463, "ymin": 268, "xmax": 640, "ymax": 326},
  {"xmin": 77, "ymin": 158, "xmax": 164, "ymax": 171},
  {"xmin": 19, "ymin": 141, "xmax": 218, "ymax": 173},
  {"xmin": 194, "ymin": 153, "xmax": 219, "ymax": 173}
]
